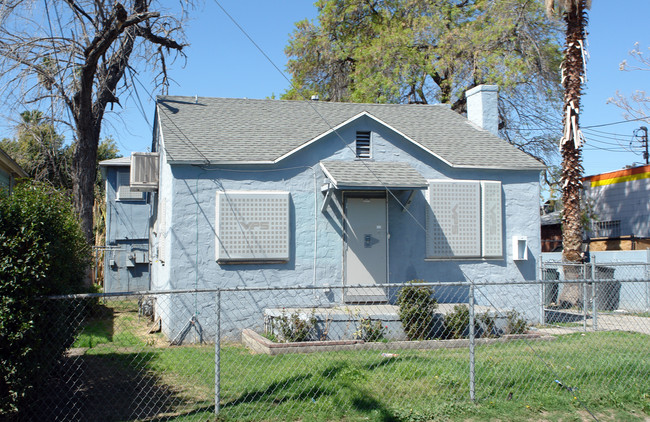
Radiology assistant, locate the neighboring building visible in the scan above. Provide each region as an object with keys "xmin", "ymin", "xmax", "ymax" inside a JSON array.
[
  {"xmin": 138, "ymin": 85, "xmax": 545, "ymax": 342},
  {"xmin": 583, "ymin": 165, "xmax": 650, "ymax": 251},
  {"xmin": 0, "ymin": 147, "xmax": 28, "ymax": 193},
  {"xmin": 99, "ymin": 157, "xmax": 151, "ymax": 292},
  {"xmin": 541, "ymin": 210, "xmax": 562, "ymax": 252}
]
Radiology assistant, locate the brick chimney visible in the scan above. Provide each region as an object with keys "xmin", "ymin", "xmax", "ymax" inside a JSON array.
[{"xmin": 465, "ymin": 85, "xmax": 498, "ymax": 136}]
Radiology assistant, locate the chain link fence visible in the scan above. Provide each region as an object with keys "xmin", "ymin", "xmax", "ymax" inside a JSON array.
[{"xmin": 14, "ymin": 267, "xmax": 650, "ymax": 421}]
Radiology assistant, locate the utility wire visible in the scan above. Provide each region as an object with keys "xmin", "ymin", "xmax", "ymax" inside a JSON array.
[
  {"xmin": 212, "ymin": 0, "xmax": 427, "ymax": 233},
  {"xmin": 582, "ymin": 127, "xmax": 634, "ymax": 136},
  {"xmin": 582, "ymin": 115, "xmax": 648, "ymax": 129}
]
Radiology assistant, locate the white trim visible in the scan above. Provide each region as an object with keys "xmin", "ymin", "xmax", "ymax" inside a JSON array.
[
  {"xmin": 274, "ymin": 112, "xmax": 370, "ymax": 163},
  {"xmin": 276, "ymin": 111, "xmax": 458, "ymax": 167},
  {"xmin": 167, "ymin": 159, "xmax": 276, "ymax": 165},
  {"xmin": 160, "ymin": 107, "xmax": 545, "ymax": 170},
  {"xmin": 319, "ymin": 162, "xmax": 338, "ymax": 187}
]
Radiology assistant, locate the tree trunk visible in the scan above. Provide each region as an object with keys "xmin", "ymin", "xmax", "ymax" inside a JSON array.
[
  {"xmin": 72, "ymin": 118, "xmax": 101, "ymax": 244},
  {"xmin": 558, "ymin": 0, "xmax": 588, "ymax": 307}
]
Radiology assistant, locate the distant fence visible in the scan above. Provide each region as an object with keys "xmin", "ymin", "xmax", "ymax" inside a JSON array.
[{"xmin": 10, "ymin": 273, "xmax": 650, "ymax": 421}]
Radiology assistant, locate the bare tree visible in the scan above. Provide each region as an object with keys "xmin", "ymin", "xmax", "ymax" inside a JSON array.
[
  {"xmin": 0, "ymin": 0, "xmax": 189, "ymax": 242},
  {"xmin": 608, "ymin": 43, "xmax": 650, "ymax": 122}
]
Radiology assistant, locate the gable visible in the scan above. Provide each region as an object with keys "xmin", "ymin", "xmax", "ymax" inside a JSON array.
[{"xmin": 156, "ymin": 96, "xmax": 544, "ymax": 170}]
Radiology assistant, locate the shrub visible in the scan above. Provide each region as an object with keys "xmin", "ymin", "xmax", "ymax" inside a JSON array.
[
  {"xmin": 354, "ymin": 317, "xmax": 386, "ymax": 342},
  {"xmin": 396, "ymin": 281, "xmax": 437, "ymax": 340},
  {"xmin": 477, "ymin": 311, "xmax": 497, "ymax": 337},
  {"xmin": 444, "ymin": 305, "xmax": 471, "ymax": 339},
  {"xmin": 272, "ymin": 310, "xmax": 318, "ymax": 342},
  {"xmin": 444, "ymin": 306, "xmax": 497, "ymax": 339},
  {"xmin": 505, "ymin": 309, "xmax": 529, "ymax": 334},
  {"xmin": 0, "ymin": 182, "xmax": 90, "ymax": 416}
]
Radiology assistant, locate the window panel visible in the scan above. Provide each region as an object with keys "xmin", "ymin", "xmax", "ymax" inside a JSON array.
[
  {"xmin": 426, "ymin": 180, "xmax": 481, "ymax": 258},
  {"xmin": 116, "ymin": 170, "xmax": 144, "ymax": 201},
  {"xmin": 216, "ymin": 191, "xmax": 290, "ymax": 262},
  {"xmin": 481, "ymin": 181, "xmax": 503, "ymax": 257},
  {"xmin": 426, "ymin": 180, "xmax": 503, "ymax": 259}
]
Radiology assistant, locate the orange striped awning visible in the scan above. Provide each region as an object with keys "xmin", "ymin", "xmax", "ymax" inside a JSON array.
[{"xmin": 583, "ymin": 165, "xmax": 650, "ymax": 187}]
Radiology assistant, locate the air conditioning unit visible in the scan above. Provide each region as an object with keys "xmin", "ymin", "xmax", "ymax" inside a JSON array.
[{"xmin": 130, "ymin": 152, "xmax": 159, "ymax": 191}]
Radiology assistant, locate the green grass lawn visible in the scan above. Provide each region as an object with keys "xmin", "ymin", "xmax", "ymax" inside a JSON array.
[{"xmin": 72, "ymin": 302, "xmax": 650, "ymax": 421}]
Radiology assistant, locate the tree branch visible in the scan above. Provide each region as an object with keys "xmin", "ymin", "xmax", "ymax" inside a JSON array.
[{"xmin": 135, "ymin": 23, "xmax": 186, "ymax": 51}]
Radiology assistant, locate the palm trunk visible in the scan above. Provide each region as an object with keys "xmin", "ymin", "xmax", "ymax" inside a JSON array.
[{"xmin": 558, "ymin": 0, "xmax": 588, "ymax": 307}]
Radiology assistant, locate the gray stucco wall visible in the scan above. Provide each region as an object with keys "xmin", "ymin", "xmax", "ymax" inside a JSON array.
[
  {"xmin": 542, "ymin": 250, "xmax": 650, "ymax": 312},
  {"xmin": 151, "ymin": 115, "xmax": 543, "ymax": 341},
  {"xmin": 104, "ymin": 165, "xmax": 151, "ymax": 292},
  {"xmin": 583, "ymin": 176, "xmax": 650, "ymax": 238}
]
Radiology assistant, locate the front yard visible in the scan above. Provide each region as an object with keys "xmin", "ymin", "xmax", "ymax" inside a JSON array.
[{"xmin": 60, "ymin": 299, "xmax": 650, "ymax": 421}]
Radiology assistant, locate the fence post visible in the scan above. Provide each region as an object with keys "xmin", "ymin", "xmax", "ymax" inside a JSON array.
[
  {"xmin": 581, "ymin": 263, "xmax": 588, "ymax": 332},
  {"xmin": 539, "ymin": 261, "xmax": 545, "ymax": 326},
  {"xmin": 591, "ymin": 258, "xmax": 597, "ymax": 331},
  {"xmin": 469, "ymin": 282, "xmax": 476, "ymax": 402},
  {"xmin": 215, "ymin": 289, "xmax": 221, "ymax": 416}
]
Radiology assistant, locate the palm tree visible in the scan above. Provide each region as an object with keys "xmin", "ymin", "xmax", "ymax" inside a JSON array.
[{"xmin": 546, "ymin": 0, "xmax": 591, "ymax": 305}]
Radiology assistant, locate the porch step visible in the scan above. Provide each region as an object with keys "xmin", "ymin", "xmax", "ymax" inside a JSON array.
[{"xmin": 344, "ymin": 286, "xmax": 388, "ymax": 304}]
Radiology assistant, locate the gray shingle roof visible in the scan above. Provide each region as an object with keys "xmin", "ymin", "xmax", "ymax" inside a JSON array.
[
  {"xmin": 321, "ymin": 161, "xmax": 428, "ymax": 189},
  {"xmin": 99, "ymin": 157, "xmax": 131, "ymax": 167},
  {"xmin": 156, "ymin": 96, "xmax": 544, "ymax": 170}
]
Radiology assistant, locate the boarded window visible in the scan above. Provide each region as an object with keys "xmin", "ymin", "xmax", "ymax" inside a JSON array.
[
  {"xmin": 481, "ymin": 181, "xmax": 503, "ymax": 257},
  {"xmin": 116, "ymin": 170, "xmax": 144, "ymax": 201},
  {"xmin": 426, "ymin": 180, "xmax": 502, "ymax": 259},
  {"xmin": 356, "ymin": 131, "xmax": 371, "ymax": 159},
  {"xmin": 216, "ymin": 191, "xmax": 290, "ymax": 263}
]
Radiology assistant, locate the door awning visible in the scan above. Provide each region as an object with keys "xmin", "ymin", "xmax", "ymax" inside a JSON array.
[{"xmin": 320, "ymin": 161, "xmax": 428, "ymax": 190}]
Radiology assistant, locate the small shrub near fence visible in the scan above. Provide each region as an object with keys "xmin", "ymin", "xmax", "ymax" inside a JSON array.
[{"xmin": 396, "ymin": 280, "xmax": 438, "ymax": 340}]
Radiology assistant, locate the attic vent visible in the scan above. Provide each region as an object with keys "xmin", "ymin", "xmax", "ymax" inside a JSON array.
[
  {"xmin": 356, "ymin": 131, "xmax": 371, "ymax": 159},
  {"xmin": 130, "ymin": 152, "xmax": 159, "ymax": 191}
]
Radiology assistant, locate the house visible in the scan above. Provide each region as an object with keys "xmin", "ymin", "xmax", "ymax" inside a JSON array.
[
  {"xmin": 583, "ymin": 165, "xmax": 650, "ymax": 251},
  {"xmin": 99, "ymin": 157, "xmax": 151, "ymax": 292},
  {"xmin": 140, "ymin": 85, "xmax": 544, "ymax": 341},
  {"xmin": 0, "ymin": 147, "xmax": 28, "ymax": 193}
]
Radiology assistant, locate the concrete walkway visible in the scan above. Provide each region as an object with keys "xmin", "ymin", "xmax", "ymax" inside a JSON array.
[{"xmin": 537, "ymin": 312, "xmax": 650, "ymax": 336}]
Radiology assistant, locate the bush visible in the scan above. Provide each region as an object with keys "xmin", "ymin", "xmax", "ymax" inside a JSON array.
[
  {"xmin": 396, "ymin": 281, "xmax": 437, "ymax": 340},
  {"xmin": 444, "ymin": 305, "xmax": 473, "ymax": 339},
  {"xmin": 0, "ymin": 182, "xmax": 90, "ymax": 416},
  {"xmin": 272, "ymin": 309, "xmax": 318, "ymax": 343},
  {"xmin": 444, "ymin": 306, "xmax": 497, "ymax": 339},
  {"xmin": 354, "ymin": 317, "xmax": 386, "ymax": 342},
  {"xmin": 505, "ymin": 309, "xmax": 529, "ymax": 335}
]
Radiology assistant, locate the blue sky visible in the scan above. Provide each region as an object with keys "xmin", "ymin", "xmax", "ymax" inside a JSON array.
[{"xmin": 30, "ymin": 1, "xmax": 650, "ymax": 177}]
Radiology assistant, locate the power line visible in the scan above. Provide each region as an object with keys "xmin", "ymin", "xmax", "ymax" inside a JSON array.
[
  {"xmin": 582, "ymin": 127, "xmax": 632, "ymax": 136},
  {"xmin": 582, "ymin": 115, "xmax": 648, "ymax": 129},
  {"xmin": 212, "ymin": 0, "xmax": 427, "ymax": 233}
]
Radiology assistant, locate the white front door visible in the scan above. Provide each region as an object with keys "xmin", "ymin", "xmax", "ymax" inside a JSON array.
[{"xmin": 344, "ymin": 197, "xmax": 388, "ymax": 302}]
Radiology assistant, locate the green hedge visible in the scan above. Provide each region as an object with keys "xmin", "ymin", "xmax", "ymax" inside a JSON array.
[
  {"xmin": 0, "ymin": 182, "xmax": 90, "ymax": 416},
  {"xmin": 396, "ymin": 280, "xmax": 438, "ymax": 340}
]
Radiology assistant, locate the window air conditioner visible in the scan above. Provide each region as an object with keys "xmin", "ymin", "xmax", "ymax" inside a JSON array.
[{"xmin": 130, "ymin": 152, "xmax": 159, "ymax": 191}]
